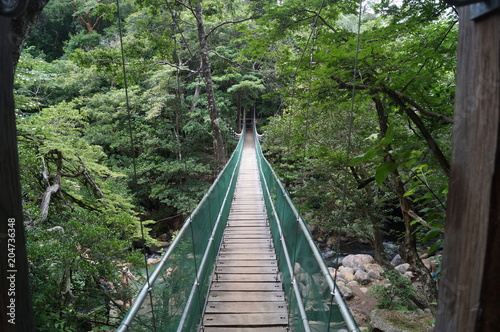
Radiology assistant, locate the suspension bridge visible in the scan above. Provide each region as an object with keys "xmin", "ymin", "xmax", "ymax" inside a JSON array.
[{"xmin": 116, "ymin": 125, "xmax": 359, "ymax": 332}]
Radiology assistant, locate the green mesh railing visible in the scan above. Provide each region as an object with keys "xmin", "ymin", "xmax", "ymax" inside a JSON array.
[
  {"xmin": 116, "ymin": 129, "xmax": 245, "ymax": 332},
  {"xmin": 254, "ymin": 127, "xmax": 360, "ymax": 332}
]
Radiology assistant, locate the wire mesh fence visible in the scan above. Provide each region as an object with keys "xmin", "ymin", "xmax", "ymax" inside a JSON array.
[
  {"xmin": 254, "ymin": 127, "xmax": 359, "ymax": 332},
  {"xmin": 116, "ymin": 130, "xmax": 244, "ymax": 332}
]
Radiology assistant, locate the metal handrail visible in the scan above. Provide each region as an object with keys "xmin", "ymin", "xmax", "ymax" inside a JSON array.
[
  {"xmin": 116, "ymin": 130, "xmax": 245, "ymax": 332},
  {"xmin": 255, "ymin": 135, "xmax": 311, "ymax": 332},
  {"xmin": 254, "ymin": 125, "xmax": 360, "ymax": 332},
  {"xmin": 177, "ymin": 137, "xmax": 243, "ymax": 331}
]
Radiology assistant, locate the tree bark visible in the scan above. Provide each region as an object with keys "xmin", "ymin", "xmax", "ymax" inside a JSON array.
[
  {"xmin": 10, "ymin": 0, "xmax": 49, "ymax": 67},
  {"xmin": 373, "ymin": 97, "xmax": 438, "ymax": 309},
  {"xmin": 350, "ymin": 166, "xmax": 391, "ymax": 267},
  {"xmin": 194, "ymin": 2, "xmax": 226, "ymax": 167},
  {"xmin": 436, "ymin": 7, "xmax": 500, "ymax": 331},
  {"xmin": 0, "ymin": 15, "xmax": 35, "ymax": 332},
  {"xmin": 385, "ymin": 89, "xmax": 451, "ymax": 176}
]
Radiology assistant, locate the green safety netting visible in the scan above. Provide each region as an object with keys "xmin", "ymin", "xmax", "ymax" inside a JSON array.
[
  {"xmin": 254, "ymin": 127, "xmax": 359, "ymax": 332},
  {"xmin": 116, "ymin": 129, "xmax": 244, "ymax": 332},
  {"xmin": 118, "ymin": 125, "xmax": 358, "ymax": 332}
]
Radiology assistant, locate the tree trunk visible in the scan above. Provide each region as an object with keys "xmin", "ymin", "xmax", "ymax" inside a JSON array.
[
  {"xmin": 386, "ymin": 89, "xmax": 450, "ymax": 176},
  {"xmin": 194, "ymin": 2, "xmax": 226, "ymax": 167},
  {"xmin": 373, "ymin": 97, "xmax": 438, "ymax": 309},
  {"xmin": 10, "ymin": 0, "xmax": 49, "ymax": 67},
  {"xmin": 0, "ymin": 16, "xmax": 35, "ymax": 332},
  {"xmin": 350, "ymin": 165, "xmax": 391, "ymax": 267}
]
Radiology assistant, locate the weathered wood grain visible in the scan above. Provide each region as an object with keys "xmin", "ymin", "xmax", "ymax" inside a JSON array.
[
  {"xmin": 202, "ymin": 132, "xmax": 288, "ymax": 329},
  {"xmin": 436, "ymin": 7, "xmax": 500, "ymax": 331}
]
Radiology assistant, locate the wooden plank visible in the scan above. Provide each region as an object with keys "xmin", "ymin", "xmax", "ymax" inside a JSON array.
[
  {"xmin": 215, "ymin": 260, "xmax": 277, "ymax": 267},
  {"xmin": 221, "ymin": 238, "xmax": 272, "ymax": 244},
  {"xmin": 217, "ymin": 253, "xmax": 276, "ymax": 260},
  {"xmin": 210, "ymin": 282, "xmax": 283, "ymax": 291},
  {"xmin": 202, "ymin": 131, "xmax": 287, "ymax": 330},
  {"xmin": 205, "ymin": 302, "xmax": 287, "ymax": 313},
  {"xmin": 220, "ymin": 245, "xmax": 274, "ymax": 251},
  {"xmin": 203, "ymin": 328, "xmax": 288, "ymax": 332},
  {"xmin": 213, "ymin": 274, "xmax": 280, "ymax": 282},
  {"xmin": 224, "ymin": 226, "xmax": 269, "ymax": 230},
  {"xmin": 215, "ymin": 266, "xmax": 279, "ymax": 274},
  {"xmin": 219, "ymin": 248, "xmax": 276, "ymax": 255},
  {"xmin": 223, "ymin": 234, "xmax": 272, "ymax": 239},
  {"xmin": 203, "ymin": 313, "xmax": 288, "ymax": 326},
  {"xmin": 224, "ymin": 229, "xmax": 270, "ymax": 235}
]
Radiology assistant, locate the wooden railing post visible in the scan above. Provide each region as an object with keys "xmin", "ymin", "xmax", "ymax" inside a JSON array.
[
  {"xmin": 436, "ymin": 6, "xmax": 500, "ymax": 331},
  {"xmin": 0, "ymin": 16, "xmax": 35, "ymax": 332}
]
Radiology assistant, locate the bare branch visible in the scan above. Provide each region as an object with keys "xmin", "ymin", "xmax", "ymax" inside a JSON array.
[
  {"xmin": 206, "ymin": 16, "xmax": 259, "ymax": 39},
  {"xmin": 408, "ymin": 209, "xmax": 444, "ymax": 233},
  {"xmin": 394, "ymin": 91, "xmax": 453, "ymax": 124}
]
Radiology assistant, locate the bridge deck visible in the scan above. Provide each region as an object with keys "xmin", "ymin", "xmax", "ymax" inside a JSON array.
[{"xmin": 202, "ymin": 132, "xmax": 288, "ymax": 331}]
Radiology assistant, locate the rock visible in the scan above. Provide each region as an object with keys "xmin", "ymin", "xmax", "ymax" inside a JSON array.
[
  {"xmin": 337, "ymin": 283, "xmax": 354, "ymax": 300},
  {"xmin": 366, "ymin": 263, "xmax": 384, "ymax": 280},
  {"xmin": 354, "ymin": 269, "xmax": 371, "ymax": 284},
  {"xmin": 391, "ymin": 254, "xmax": 405, "ymax": 267},
  {"xmin": 324, "ymin": 250, "xmax": 336, "ymax": 259},
  {"xmin": 340, "ymin": 272, "xmax": 355, "ymax": 282},
  {"xmin": 395, "ymin": 263, "xmax": 410, "ymax": 274},
  {"xmin": 370, "ymin": 309, "xmax": 434, "ymax": 332},
  {"xmin": 368, "ymin": 269, "xmax": 383, "ymax": 280},
  {"xmin": 147, "ymin": 257, "xmax": 162, "ymax": 265},
  {"xmin": 359, "ymin": 287, "xmax": 369, "ymax": 294},
  {"xmin": 403, "ymin": 271, "xmax": 414, "ymax": 280},
  {"xmin": 336, "ymin": 266, "xmax": 355, "ymax": 281},
  {"xmin": 342, "ymin": 254, "xmax": 375, "ymax": 272},
  {"xmin": 384, "ymin": 242, "xmax": 399, "ymax": 258},
  {"xmin": 338, "ymin": 266, "xmax": 354, "ymax": 274},
  {"xmin": 326, "ymin": 236, "xmax": 336, "ymax": 247},
  {"xmin": 346, "ymin": 280, "xmax": 359, "ymax": 287}
]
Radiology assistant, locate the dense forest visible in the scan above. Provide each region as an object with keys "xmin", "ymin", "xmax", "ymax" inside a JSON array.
[{"xmin": 12, "ymin": 0, "xmax": 457, "ymax": 330}]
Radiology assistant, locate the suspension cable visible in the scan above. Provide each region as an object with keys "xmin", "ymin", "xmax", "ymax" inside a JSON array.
[
  {"xmin": 115, "ymin": 0, "xmax": 157, "ymax": 329},
  {"xmin": 284, "ymin": 0, "xmax": 326, "ymax": 134},
  {"xmin": 335, "ymin": 0, "xmax": 363, "ymax": 288}
]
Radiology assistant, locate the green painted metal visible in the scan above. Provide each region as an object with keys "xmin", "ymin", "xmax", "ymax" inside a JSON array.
[
  {"xmin": 117, "ymin": 125, "xmax": 359, "ymax": 331},
  {"xmin": 117, "ymin": 129, "xmax": 245, "ymax": 332},
  {"xmin": 254, "ymin": 126, "xmax": 360, "ymax": 332}
]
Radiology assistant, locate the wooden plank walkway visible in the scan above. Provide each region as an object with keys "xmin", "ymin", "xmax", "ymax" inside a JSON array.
[{"xmin": 202, "ymin": 132, "xmax": 288, "ymax": 332}]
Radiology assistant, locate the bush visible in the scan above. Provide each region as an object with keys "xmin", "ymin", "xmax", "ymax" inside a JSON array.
[{"xmin": 369, "ymin": 269, "xmax": 419, "ymax": 311}]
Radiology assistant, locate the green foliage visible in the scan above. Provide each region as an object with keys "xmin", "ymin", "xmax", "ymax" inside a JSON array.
[
  {"xmin": 370, "ymin": 269, "xmax": 419, "ymax": 311},
  {"xmin": 16, "ymin": 100, "xmax": 148, "ymax": 331},
  {"xmin": 15, "ymin": 0, "xmax": 459, "ymax": 327}
]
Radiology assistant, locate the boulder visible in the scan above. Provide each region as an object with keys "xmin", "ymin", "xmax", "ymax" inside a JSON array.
[
  {"xmin": 340, "ymin": 272, "xmax": 355, "ymax": 282},
  {"xmin": 391, "ymin": 254, "xmax": 405, "ymax": 267},
  {"xmin": 346, "ymin": 280, "xmax": 359, "ymax": 287},
  {"xmin": 342, "ymin": 254, "xmax": 375, "ymax": 272},
  {"xmin": 366, "ymin": 263, "xmax": 384, "ymax": 280},
  {"xmin": 338, "ymin": 266, "xmax": 354, "ymax": 275},
  {"xmin": 323, "ymin": 249, "xmax": 336, "ymax": 259},
  {"xmin": 354, "ymin": 269, "xmax": 371, "ymax": 284},
  {"xmin": 370, "ymin": 309, "xmax": 434, "ymax": 332},
  {"xmin": 336, "ymin": 282, "xmax": 354, "ymax": 300},
  {"xmin": 395, "ymin": 263, "xmax": 410, "ymax": 274}
]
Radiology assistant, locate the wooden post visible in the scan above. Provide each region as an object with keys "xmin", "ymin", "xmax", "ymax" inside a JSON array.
[
  {"xmin": 435, "ymin": 7, "xmax": 500, "ymax": 331},
  {"xmin": 0, "ymin": 16, "xmax": 35, "ymax": 331}
]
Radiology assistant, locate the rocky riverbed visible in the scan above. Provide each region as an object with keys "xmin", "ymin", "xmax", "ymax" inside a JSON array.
[{"xmin": 329, "ymin": 253, "xmax": 437, "ymax": 331}]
